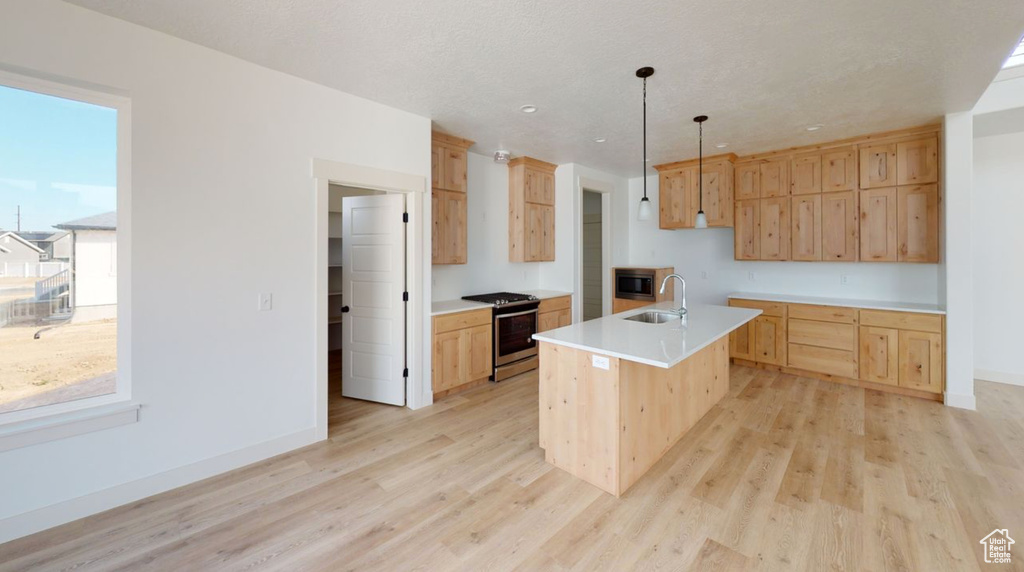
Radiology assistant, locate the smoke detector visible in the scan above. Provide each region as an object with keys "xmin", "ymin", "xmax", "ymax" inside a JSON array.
[{"xmin": 493, "ymin": 150, "xmax": 511, "ymax": 164}]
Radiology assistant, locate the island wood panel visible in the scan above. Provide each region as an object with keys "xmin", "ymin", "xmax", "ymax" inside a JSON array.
[
  {"xmin": 538, "ymin": 336, "xmax": 730, "ymax": 497},
  {"xmin": 538, "ymin": 342, "xmax": 620, "ymax": 493},
  {"xmin": 618, "ymin": 336, "xmax": 729, "ymax": 492},
  {"xmin": 821, "ymin": 191, "xmax": 859, "ymax": 261}
]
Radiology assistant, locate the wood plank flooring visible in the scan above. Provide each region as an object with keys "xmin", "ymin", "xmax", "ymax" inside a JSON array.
[{"xmin": 2, "ymin": 366, "xmax": 1023, "ymax": 571}]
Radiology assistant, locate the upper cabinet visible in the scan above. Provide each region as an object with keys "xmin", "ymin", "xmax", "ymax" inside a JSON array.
[
  {"xmin": 509, "ymin": 157, "xmax": 557, "ymax": 262},
  {"xmin": 431, "ymin": 131, "xmax": 474, "ymax": 265},
  {"xmin": 655, "ymin": 155, "xmax": 736, "ymax": 230},
  {"xmin": 732, "ymin": 125, "xmax": 941, "ymax": 264}
]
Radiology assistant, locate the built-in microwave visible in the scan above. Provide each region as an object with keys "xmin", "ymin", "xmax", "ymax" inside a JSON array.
[{"xmin": 614, "ymin": 268, "xmax": 656, "ymax": 301}]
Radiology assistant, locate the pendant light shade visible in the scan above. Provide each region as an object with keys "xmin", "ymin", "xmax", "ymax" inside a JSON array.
[
  {"xmin": 694, "ymin": 115, "xmax": 709, "ymax": 229},
  {"xmin": 636, "ymin": 67, "xmax": 654, "ymax": 221}
]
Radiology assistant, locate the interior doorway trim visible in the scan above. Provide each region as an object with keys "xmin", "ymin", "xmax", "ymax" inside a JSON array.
[
  {"xmin": 312, "ymin": 159, "xmax": 427, "ymax": 441},
  {"xmin": 575, "ymin": 176, "xmax": 613, "ymax": 323}
]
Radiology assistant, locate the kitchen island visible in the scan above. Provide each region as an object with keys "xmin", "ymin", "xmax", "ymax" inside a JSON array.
[{"xmin": 533, "ymin": 302, "xmax": 761, "ymax": 496}]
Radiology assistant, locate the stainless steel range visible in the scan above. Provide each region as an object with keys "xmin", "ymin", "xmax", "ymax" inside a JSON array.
[{"xmin": 462, "ymin": 292, "xmax": 540, "ymax": 381}]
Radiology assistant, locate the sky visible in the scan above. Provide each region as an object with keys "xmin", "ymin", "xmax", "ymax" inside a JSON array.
[{"xmin": 0, "ymin": 84, "xmax": 117, "ymax": 232}]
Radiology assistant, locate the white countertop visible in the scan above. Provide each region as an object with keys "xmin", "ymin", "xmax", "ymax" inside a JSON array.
[
  {"xmin": 728, "ymin": 292, "xmax": 946, "ymax": 315},
  {"xmin": 431, "ymin": 290, "xmax": 573, "ymax": 316},
  {"xmin": 533, "ymin": 302, "xmax": 761, "ymax": 369}
]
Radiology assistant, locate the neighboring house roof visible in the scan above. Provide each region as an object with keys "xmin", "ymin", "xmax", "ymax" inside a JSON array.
[
  {"xmin": 13, "ymin": 231, "xmax": 56, "ymax": 242},
  {"xmin": 54, "ymin": 212, "xmax": 117, "ymax": 231},
  {"xmin": 0, "ymin": 244, "xmax": 9, "ymax": 254},
  {"xmin": 0, "ymin": 231, "xmax": 45, "ymax": 253},
  {"xmin": 43, "ymin": 231, "xmax": 70, "ymax": 242}
]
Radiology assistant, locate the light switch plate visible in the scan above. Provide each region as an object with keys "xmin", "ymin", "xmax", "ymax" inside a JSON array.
[
  {"xmin": 258, "ymin": 293, "xmax": 273, "ymax": 311},
  {"xmin": 592, "ymin": 355, "xmax": 610, "ymax": 370}
]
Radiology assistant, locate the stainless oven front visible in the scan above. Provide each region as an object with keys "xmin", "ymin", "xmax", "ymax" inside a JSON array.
[{"xmin": 493, "ymin": 305, "xmax": 539, "ymax": 367}]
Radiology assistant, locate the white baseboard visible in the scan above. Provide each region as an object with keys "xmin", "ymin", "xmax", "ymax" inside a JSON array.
[
  {"xmin": 975, "ymin": 368, "xmax": 1024, "ymax": 387},
  {"xmin": 944, "ymin": 392, "xmax": 977, "ymax": 410},
  {"xmin": 0, "ymin": 427, "xmax": 319, "ymax": 544}
]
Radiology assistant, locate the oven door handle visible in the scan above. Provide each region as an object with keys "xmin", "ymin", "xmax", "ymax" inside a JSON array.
[{"xmin": 495, "ymin": 308, "xmax": 539, "ymax": 319}]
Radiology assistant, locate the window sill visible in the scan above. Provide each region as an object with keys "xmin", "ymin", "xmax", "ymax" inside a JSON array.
[{"xmin": 0, "ymin": 401, "xmax": 140, "ymax": 453}]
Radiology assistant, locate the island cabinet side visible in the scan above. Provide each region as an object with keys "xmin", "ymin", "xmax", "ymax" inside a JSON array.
[{"xmin": 538, "ymin": 337, "xmax": 730, "ymax": 497}]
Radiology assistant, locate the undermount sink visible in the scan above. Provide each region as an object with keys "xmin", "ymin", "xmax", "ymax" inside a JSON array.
[{"xmin": 624, "ymin": 311, "xmax": 684, "ymax": 324}]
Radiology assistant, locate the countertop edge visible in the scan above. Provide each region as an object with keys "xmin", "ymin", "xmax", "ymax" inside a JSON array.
[{"xmin": 727, "ymin": 292, "xmax": 946, "ymax": 315}]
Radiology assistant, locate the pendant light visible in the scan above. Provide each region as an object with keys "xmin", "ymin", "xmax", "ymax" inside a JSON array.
[
  {"xmin": 636, "ymin": 67, "xmax": 654, "ymax": 221},
  {"xmin": 694, "ymin": 115, "xmax": 709, "ymax": 229}
]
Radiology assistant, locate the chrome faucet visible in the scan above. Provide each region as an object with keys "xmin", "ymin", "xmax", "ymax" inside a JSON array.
[{"xmin": 659, "ymin": 273, "xmax": 687, "ymax": 318}]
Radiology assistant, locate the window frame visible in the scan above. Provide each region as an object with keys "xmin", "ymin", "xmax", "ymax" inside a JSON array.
[{"xmin": 0, "ymin": 67, "xmax": 135, "ymax": 440}]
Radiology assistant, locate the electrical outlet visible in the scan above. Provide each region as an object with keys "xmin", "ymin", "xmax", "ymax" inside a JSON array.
[
  {"xmin": 748, "ymin": 272, "xmax": 756, "ymax": 282},
  {"xmin": 258, "ymin": 293, "xmax": 273, "ymax": 312},
  {"xmin": 840, "ymin": 274, "xmax": 849, "ymax": 286},
  {"xmin": 592, "ymin": 355, "xmax": 610, "ymax": 370},
  {"xmin": 701, "ymin": 270, "xmax": 709, "ymax": 280}
]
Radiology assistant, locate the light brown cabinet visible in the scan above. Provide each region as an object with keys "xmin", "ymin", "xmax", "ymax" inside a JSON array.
[
  {"xmin": 859, "ymin": 187, "xmax": 898, "ymax": 262},
  {"xmin": 859, "ymin": 143, "xmax": 897, "ymax": 189},
  {"xmin": 896, "ymin": 137, "xmax": 938, "ymax": 186},
  {"xmin": 538, "ymin": 295, "xmax": 572, "ymax": 332},
  {"xmin": 432, "ymin": 308, "xmax": 492, "ymax": 398},
  {"xmin": 791, "ymin": 194, "xmax": 822, "ymax": 261},
  {"xmin": 731, "ymin": 298, "xmax": 945, "ymax": 399},
  {"xmin": 821, "ymin": 191, "xmax": 859, "ymax": 261},
  {"xmin": 655, "ymin": 155, "xmax": 735, "ymax": 229},
  {"xmin": 509, "ymin": 157, "xmax": 557, "ymax": 262},
  {"xmin": 760, "ymin": 159, "xmax": 790, "ymax": 198},
  {"xmin": 790, "ymin": 153, "xmax": 821, "ymax": 195},
  {"xmin": 759, "ymin": 197, "xmax": 790, "ymax": 261},
  {"xmin": 432, "ymin": 131, "xmax": 474, "ymax": 265},
  {"xmin": 734, "ymin": 162, "xmax": 760, "ymax": 201},
  {"xmin": 897, "ymin": 184, "xmax": 939, "ymax": 262},
  {"xmin": 822, "ymin": 147, "xmax": 857, "ymax": 192},
  {"xmin": 734, "ymin": 200, "xmax": 760, "ymax": 261}
]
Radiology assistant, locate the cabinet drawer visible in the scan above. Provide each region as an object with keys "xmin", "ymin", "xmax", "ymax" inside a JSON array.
[
  {"xmin": 434, "ymin": 308, "xmax": 492, "ymax": 334},
  {"xmin": 788, "ymin": 319, "xmax": 857, "ymax": 351},
  {"xmin": 729, "ymin": 298, "xmax": 786, "ymax": 318},
  {"xmin": 539, "ymin": 295, "xmax": 571, "ymax": 313},
  {"xmin": 859, "ymin": 309, "xmax": 942, "ymax": 333},
  {"xmin": 788, "ymin": 343, "xmax": 858, "ymax": 378},
  {"xmin": 788, "ymin": 303, "xmax": 858, "ymax": 324}
]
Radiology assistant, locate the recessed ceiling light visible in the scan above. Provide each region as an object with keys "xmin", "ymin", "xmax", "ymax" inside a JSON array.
[
  {"xmin": 806, "ymin": 124, "xmax": 824, "ymax": 132},
  {"xmin": 715, "ymin": 143, "xmax": 729, "ymax": 149},
  {"xmin": 520, "ymin": 105, "xmax": 538, "ymax": 114},
  {"xmin": 594, "ymin": 137, "xmax": 606, "ymax": 143}
]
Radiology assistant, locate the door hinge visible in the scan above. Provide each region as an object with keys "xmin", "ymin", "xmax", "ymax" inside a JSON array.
[
  {"xmin": 402, "ymin": 367, "xmax": 409, "ymax": 378},
  {"xmin": 402, "ymin": 212, "xmax": 409, "ymax": 223},
  {"xmin": 402, "ymin": 291, "xmax": 409, "ymax": 302}
]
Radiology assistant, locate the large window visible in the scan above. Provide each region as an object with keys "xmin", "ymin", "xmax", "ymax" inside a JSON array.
[{"xmin": 0, "ymin": 73, "xmax": 127, "ymax": 417}]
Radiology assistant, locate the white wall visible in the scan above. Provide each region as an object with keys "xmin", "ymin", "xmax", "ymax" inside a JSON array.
[
  {"xmin": 431, "ymin": 152, "xmax": 541, "ymax": 300},
  {"xmin": 73, "ymin": 230, "xmax": 116, "ymax": 308},
  {"xmin": 626, "ymin": 176, "xmax": 943, "ymax": 307},
  {"xmin": 0, "ymin": 0, "xmax": 430, "ymax": 539},
  {"xmin": 972, "ymin": 130, "xmax": 1024, "ymax": 384}
]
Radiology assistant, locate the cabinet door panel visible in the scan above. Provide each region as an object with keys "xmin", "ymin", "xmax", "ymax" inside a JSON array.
[
  {"xmin": 897, "ymin": 184, "xmax": 938, "ymax": 263},
  {"xmin": 699, "ymin": 162, "xmax": 732, "ymax": 227},
  {"xmin": 540, "ymin": 204, "xmax": 555, "ymax": 261},
  {"xmin": 859, "ymin": 326, "xmax": 898, "ymax": 386},
  {"xmin": 822, "ymin": 147, "xmax": 857, "ymax": 192},
  {"xmin": 432, "ymin": 329, "xmax": 464, "ymax": 392},
  {"xmin": 791, "ymin": 194, "xmax": 822, "ymax": 261},
  {"xmin": 542, "ymin": 172, "xmax": 556, "ymax": 205},
  {"xmin": 431, "ymin": 190, "xmax": 443, "ymax": 264},
  {"xmin": 659, "ymin": 168, "xmax": 694, "ymax": 229},
  {"xmin": 859, "ymin": 188, "xmax": 897, "ymax": 262},
  {"xmin": 443, "ymin": 191, "xmax": 467, "ymax": 264},
  {"xmin": 822, "ymin": 191, "xmax": 858, "ymax": 261},
  {"xmin": 525, "ymin": 202, "xmax": 544, "ymax": 262},
  {"xmin": 729, "ymin": 318, "xmax": 756, "ymax": 361},
  {"xmin": 466, "ymin": 324, "xmax": 492, "ymax": 382},
  {"xmin": 753, "ymin": 315, "xmax": 787, "ymax": 365},
  {"xmin": 760, "ymin": 159, "xmax": 790, "ymax": 198},
  {"xmin": 791, "ymin": 154, "xmax": 821, "ymax": 195},
  {"xmin": 538, "ymin": 311, "xmax": 559, "ymax": 333},
  {"xmin": 525, "ymin": 169, "xmax": 555, "ymax": 205},
  {"xmin": 859, "ymin": 143, "xmax": 897, "ymax": 189},
  {"xmin": 897, "ymin": 137, "xmax": 938, "ymax": 185},
  {"xmin": 898, "ymin": 330, "xmax": 942, "ymax": 393},
  {"xmin": 734, "ymin": 199, "xmax": 760, "ymax": 260},
  {"xmin": 431, "ymin": 144, "xmax": 444, "ymax": 190},
  {"xmin": 735, "ymin": 163, "xmax": 760, "ymax": 200},
  {"xmin": 760, "ymin": 197, "xmax": 791, "ymax": 261},
  {"xmin": 443, "ymin": 146, "xmax": 467, "ymax": 193}
]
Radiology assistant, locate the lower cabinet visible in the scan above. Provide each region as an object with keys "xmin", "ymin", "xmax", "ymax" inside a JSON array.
[
  {"xmin": 730, "ymin": 298, "xmax": 944, "ymax": 399},
  {"xmin": 538, "ymin": 295, "xmax": 572, "ymax": 332},
  {"xmin": 432, "ymin": 308, "xmax": 492, "ymax": 396}
]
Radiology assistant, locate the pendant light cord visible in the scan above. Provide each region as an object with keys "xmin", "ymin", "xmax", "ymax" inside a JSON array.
[
  {"xmin": 698, "ymin": 119, "xmax": 703, "ymax": 212},
  {"xmin": 642, "ymin": 77, "xmax": 647, "ymax": 200}
]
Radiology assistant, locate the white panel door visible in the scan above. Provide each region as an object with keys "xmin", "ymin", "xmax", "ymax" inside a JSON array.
[{"xmin": 342, "ymin": 194, "xmax": 406, "ymax": 405}]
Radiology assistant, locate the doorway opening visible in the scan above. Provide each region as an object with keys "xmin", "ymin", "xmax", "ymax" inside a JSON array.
[
  {"xmin": 327, "ymin": 184, "xmax": 408, "ymax": 436},
  {"xmin": 582, "ymin": 190, "xmax": 605, "ymax": 321}
]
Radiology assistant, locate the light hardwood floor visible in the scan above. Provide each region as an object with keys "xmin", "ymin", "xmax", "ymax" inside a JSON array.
[{"xmin": 2, "ymin": 366, "xmax": 1023, "ymax": 571}]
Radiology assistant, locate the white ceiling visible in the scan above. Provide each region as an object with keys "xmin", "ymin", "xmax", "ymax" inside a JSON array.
[{"xmin": 66, "ymin": 0, "xmax": 1024, "ymax": 176}]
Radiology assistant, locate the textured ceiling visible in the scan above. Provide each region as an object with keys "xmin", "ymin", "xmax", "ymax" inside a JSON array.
[{"xmin": 66, "ymin": 0, "xmax": 1024, "ymax": 176}]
